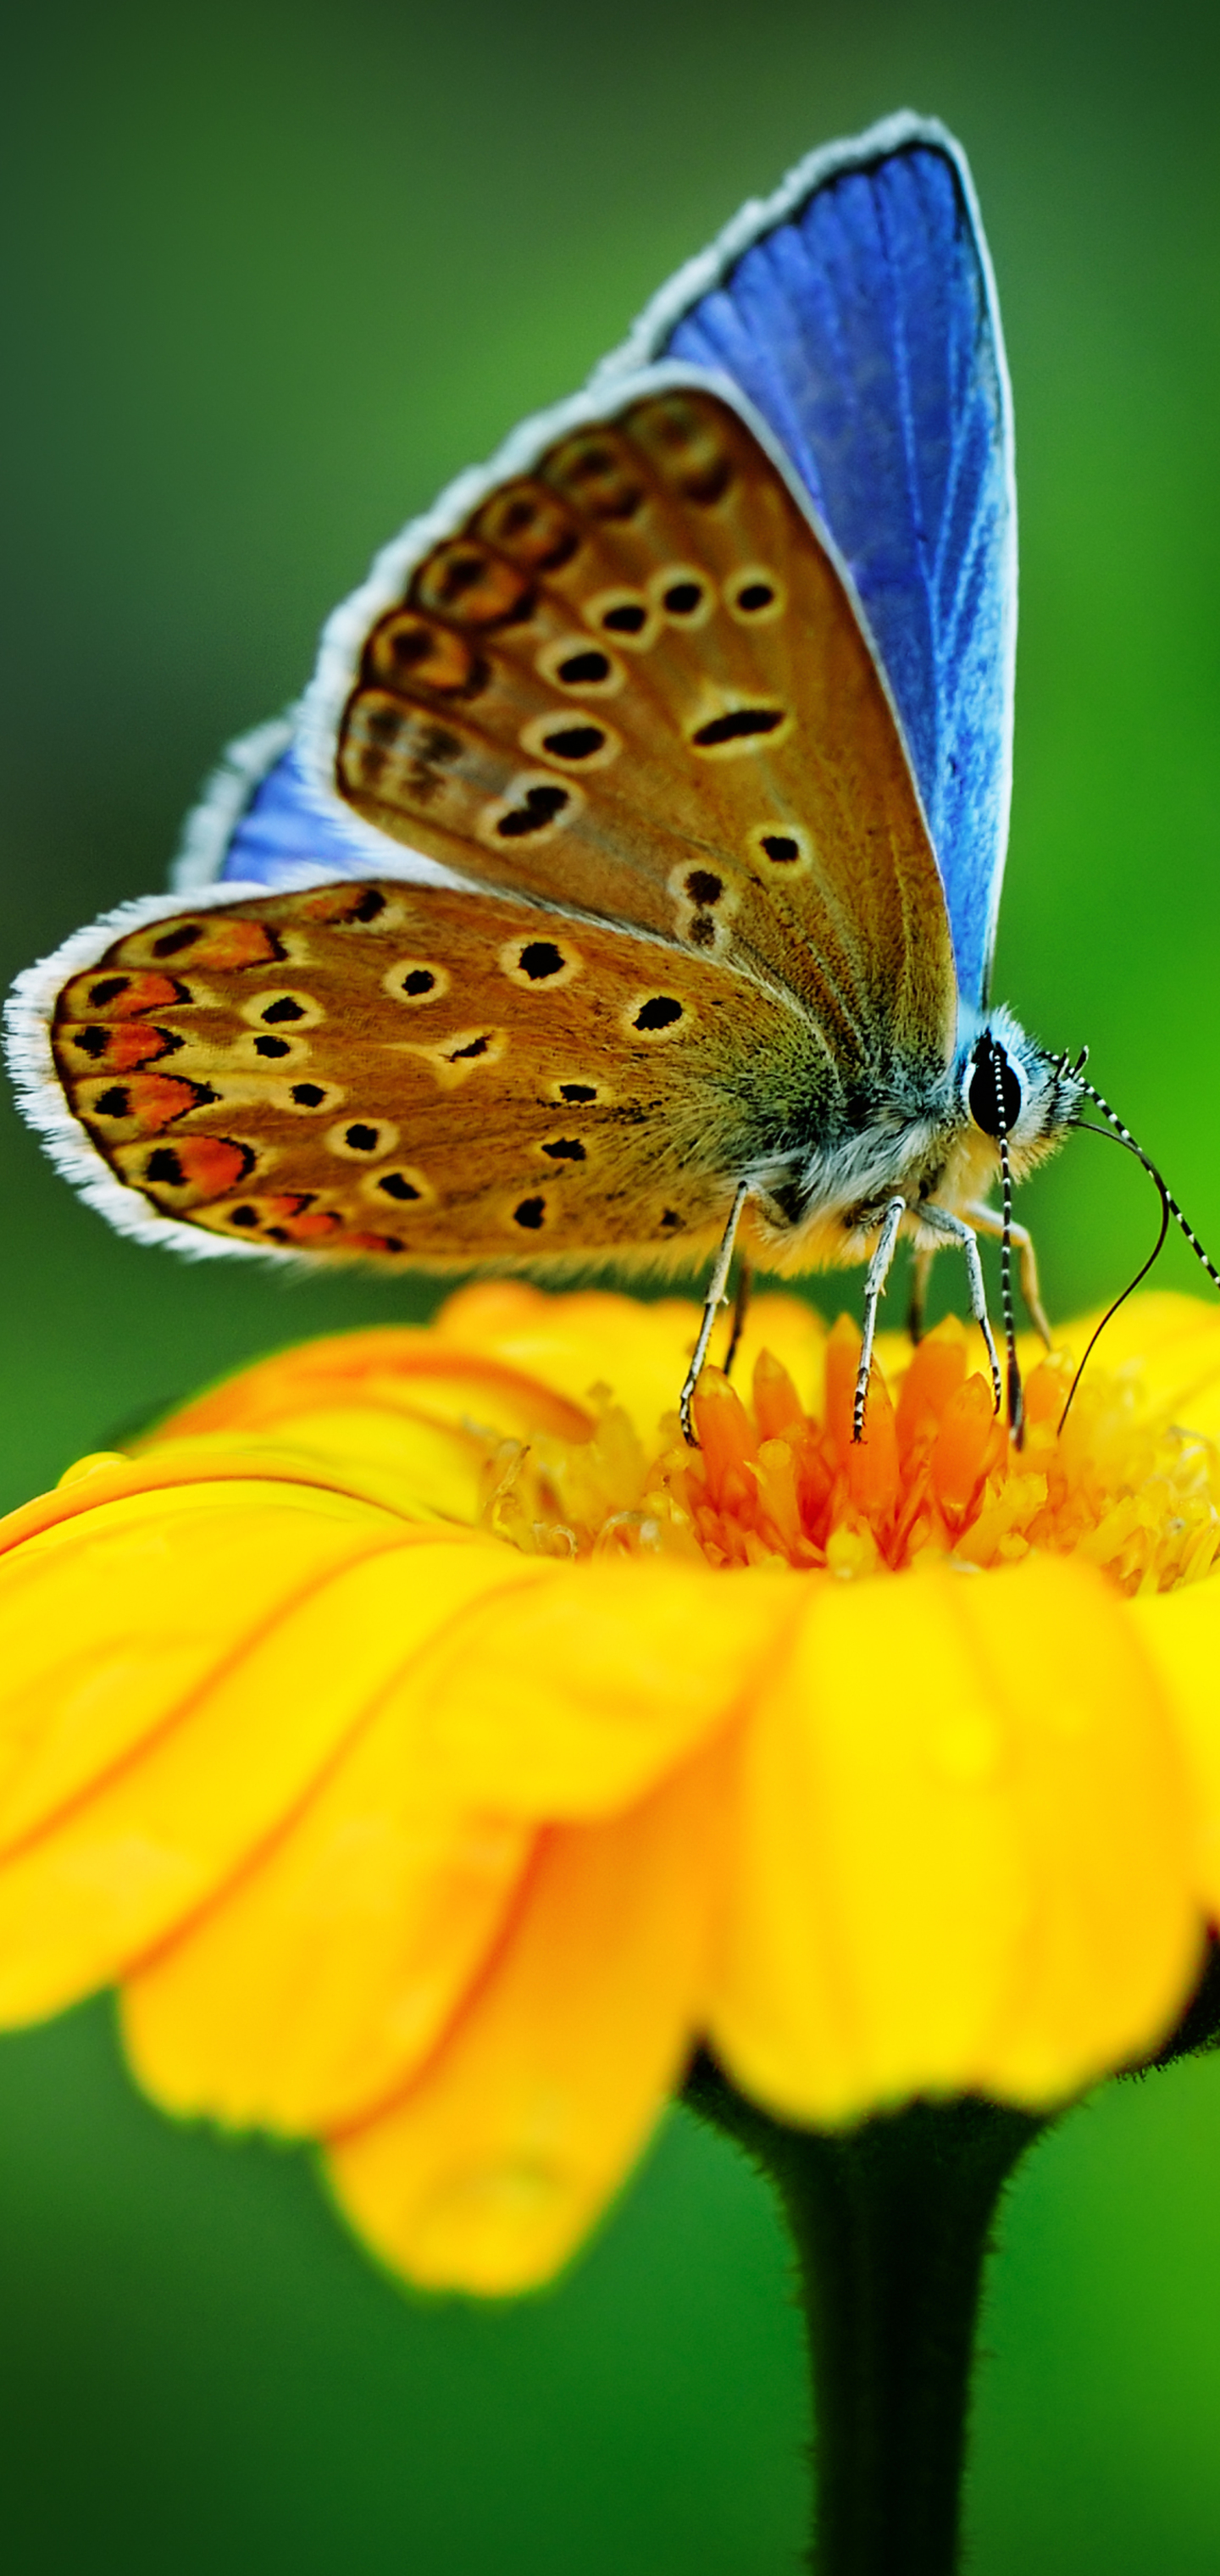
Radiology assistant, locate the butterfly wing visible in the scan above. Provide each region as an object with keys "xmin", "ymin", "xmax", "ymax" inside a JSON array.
[
  {"xmin": 310, "ymin": 380, "xmax": 956, "ymax": 1073},
  {"xmin": 605, "ymin": 115, "xmax": 1014, "ymax": 1008},
  {"xmin": 39, "ymin": 879, "xmax": 820, "ymax": 1266}
]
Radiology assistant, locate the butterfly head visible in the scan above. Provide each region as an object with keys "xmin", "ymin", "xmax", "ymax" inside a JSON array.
[{"xmin": 955, "ymin": 1006, "xmax": 1084, "ymax": 1184}]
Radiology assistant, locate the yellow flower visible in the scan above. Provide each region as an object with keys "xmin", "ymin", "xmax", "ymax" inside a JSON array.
[{"xmin": 1, "ymin": 1283, "xmax": 1219, "ymax": 2296}]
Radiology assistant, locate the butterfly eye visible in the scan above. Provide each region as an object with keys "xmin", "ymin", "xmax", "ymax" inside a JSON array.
[
  {"xmin": 726, "ymin": 566, "xmax": 785, "ymax": 624},
  {"xmin": 966, "ymin": 1044, "xmax": 1023, "ymax": 1136}
]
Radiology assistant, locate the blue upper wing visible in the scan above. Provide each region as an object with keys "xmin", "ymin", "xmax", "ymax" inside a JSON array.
[
  {"xmin": 615, "ymin": 116, "xmax": 1015, "ymax": 1008},
  {"xmin": 175, "ymin": 726, "xmax": 384, "ymax": 893}
]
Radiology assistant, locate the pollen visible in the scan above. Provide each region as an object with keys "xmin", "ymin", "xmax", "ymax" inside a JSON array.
[{"xmin": 476, "ymin": 1313, "xmax": 1220, "ymax": 1592}]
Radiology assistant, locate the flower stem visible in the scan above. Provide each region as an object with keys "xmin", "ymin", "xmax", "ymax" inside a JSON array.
[{"xmin": 685, "ymin": 2061, "xmax": 1043, "ymax": 2575}]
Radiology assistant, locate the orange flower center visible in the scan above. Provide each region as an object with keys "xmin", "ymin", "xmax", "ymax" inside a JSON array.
[{"xmin": 478, "ymin": 1314, "xmax": 1220, "ymax": 1592}]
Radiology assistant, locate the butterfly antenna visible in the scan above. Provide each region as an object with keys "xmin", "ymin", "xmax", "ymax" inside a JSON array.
[
  {"xmin": 1079, "ymin": 1079, "xmax": 1220, "ymax": 1291},
  {"xmin": 1056, "ymin": 1075, "xmax": 1220, "ymax": 1430},
  {"xmin": 991, "ymin": 1040, "xmax": 1023, "ymax": 1443}
]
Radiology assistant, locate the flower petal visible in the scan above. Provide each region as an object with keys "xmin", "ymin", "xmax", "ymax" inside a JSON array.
[
  {"xmin": 710, "ymin": 1555, "xmax": 1199, "ymax": 2121},
  {"xmin": 404, "ymin": 1559, "xmax": 798, "ymax": 1813},
  {"xmin": 1063, "ymin": 1291, "xmax": 1220, "ymax": 1434},
  {"xmin": 0, "ymin": 1504, "xmax": 540, "ymax": 2022},
  {"xmin": 1130, "ymin": 1574, "xmax": 1220, "ymax": 1912},
  {"xmin": 434, "ymin": 1282, "xmax": 828, "ymax": 1442},
  {"xmin": 149, "ymin": 1332, "xmax": 596, "ymax": 1522},
  {"xmin": 0, "ymin": 1477, "xmax": 397, "ymax": 1852},
  {"xmin": 324, "ymin": 1747, "xmax": 722, "ymax": 2293},
  {"xmin": 123, "ymin": 1765, "xmax": 531, "ymax": 2135}
]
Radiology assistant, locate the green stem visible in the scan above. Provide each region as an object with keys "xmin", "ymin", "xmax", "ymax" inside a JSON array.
[{"xmin": 685, "ymin": 2061, "xmax": 1043, "ymax": 2576}]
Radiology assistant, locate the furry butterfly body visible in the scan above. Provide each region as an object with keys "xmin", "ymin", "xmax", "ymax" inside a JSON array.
[{"xmin": 6, "ymin": 114, "xmax": 1085, "ymax": 1426}]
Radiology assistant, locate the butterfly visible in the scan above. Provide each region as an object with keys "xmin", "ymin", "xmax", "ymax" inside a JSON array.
[{"xmin": 6, "ymin": 111, "xmax": 1093, "ymax": 1441}]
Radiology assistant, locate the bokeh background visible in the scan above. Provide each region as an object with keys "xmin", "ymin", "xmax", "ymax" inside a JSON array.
[{"xmin": 3, "ymin": 0, "xmax": 1220, "ymax": 2565}]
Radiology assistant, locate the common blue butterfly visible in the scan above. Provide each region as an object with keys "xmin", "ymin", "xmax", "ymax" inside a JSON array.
[{"xmin": 5, "ymin": 114, "xmax": 1109, "ymax": 1438}]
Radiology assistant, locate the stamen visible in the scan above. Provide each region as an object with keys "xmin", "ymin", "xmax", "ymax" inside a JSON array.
[{"xmin": 474, "ymin": 1315, "xmax": 1220, "ymax": 1596}]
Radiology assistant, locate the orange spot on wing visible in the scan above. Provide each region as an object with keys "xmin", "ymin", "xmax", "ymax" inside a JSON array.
[
  {"xmin": 112, "ymin": 1075, "xmax": 214, "ymax": 1134},
  {"xmin": 143, "ymin": 1136, "xmax": 255, "ymax": 1202},
  {"xmin": 64, "ymin": 971, "xmax": 189, "ymax": 1019}
]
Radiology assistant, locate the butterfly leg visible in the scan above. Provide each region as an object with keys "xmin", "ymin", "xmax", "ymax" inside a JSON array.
[
  {"xmin": 962, "ymin": 1200, "xmax": 1053, "ymax": 1346},
  {"xmin": 907, "ymin": 1243, "xmax": 936, "ymax": 1344},
  {"xmin": 918, "ymin": 1204, "xmax": 1004, "ymax": 1413},
  {"xmin": 724, "ymin": 1258, "xmax": 754, "ymax": 1382},
  {"xmin": 853, "ymin": 1196, "xmax": 907, "ymax": 1441},
  {"xmin": 680, "ymin": 1181, "xmax": 751, "ymax": 1444}
]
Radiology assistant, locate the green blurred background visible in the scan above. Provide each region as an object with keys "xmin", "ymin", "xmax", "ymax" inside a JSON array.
[{"xmin": 3, "ymin": 0, "xmax": 1220, "ymax": 2564}]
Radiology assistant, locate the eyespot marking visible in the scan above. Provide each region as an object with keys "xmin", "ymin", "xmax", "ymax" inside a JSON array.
[
  {"xmin": 372, "ymin": 1167, "xmax": 430, "ymax": 1205},
  {"xmin": 498, "ymin": 936, "xmax": 582, "ymax": 990},
  {"xmin": 475, "ymin": 480, "xmax": 580, "ymax": 571},
  {"xmin": 327, "ymin": 1118, "xmax": 399, "ymax": 1161},
  {"xmin": 241, "ymin": 990, "xmax": 324, "ymax": 1031},
  {"xmin": 365, "ymin": 613, "xmax": 482, "ymax": 697},
  {"xmin": 140, "ymin": 1136, "xmax": 255, "ymax": 1201},
  {"xmin": 290, "ymin": 1082, "xmax": 329, "ymax": 1108},
  {"xmin": 402, "ymin": 1028, "xmax": 508, "ymax": 1088},
  {"xmin": 491, "ymin": 781, "xmax": 574, "ymax": 841},
  {"xmin": 541, "ymin": 724, "xmax": 607, "ymax": 762},
  {"xmin": 545, "ymin": 433, "xmax": 644, "ymax": 522},
  {"xmin": 512, "ymin": 1195, "xmax": 547, "ymax": 1230},
  {"xmin": 299, "ymin": 884, "xmax": 390, "ymax": 927},
  {"xmin": 413, "ymin": 540, "xmax": 535, "ymax": 630},
  {"xmin": 685, "ymin": 869, "xmax": 724, "ymax": 906},
  {"xmin": 517, "ymin": 713, "xmax": 618, "ymax": 771},
  {"xmin": 555, "ymin": 1080, "xmax": 598, "ymax": 1102},
  {"xmin": 691, "ymin": 705, "xmax": 788, "ymax": 752},
  {"xmin": 85, "ymin": 1074, "xmax": 220, "ymax": 1133},
  {"xmin": 544, "ymin": 644, "xmax": 621, "ymax": 693},
  {"xmin": 582, "ymin": 588, "xmax": 657, "ymax": 648},
  {"xmin": 746, "ymin": 821, "xmax": 812, "ymax": 875},
  {"xmin": 384, "ymin": 958, "xmax": 451, "ymax": 1006},
  {"xmin": 649, "ymin": 565, "xmax": 714, "ymax": 627},
  {"xmin": 541, "ymin": 1136, "xmax": 585, "ymax": 1162},
  {"xmin": 69, "ymin": 972, "xmax": 191, "ymax": 1019},
  {"xmin": 629, "ymin": 994, "xmax": 686, "ymax": 1037},
  {"xmin": 727, "ymin": 566, "xmax": 785, "ymax": 624},
  {"xmin": 120, "ymin": 919, "xmax": 285, "ymax": 973}
]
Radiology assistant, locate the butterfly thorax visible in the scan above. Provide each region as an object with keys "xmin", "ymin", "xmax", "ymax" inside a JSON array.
[{"xmin": 745, "ymin": 1006, "xmax": 1083, "ymax": 1273}]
